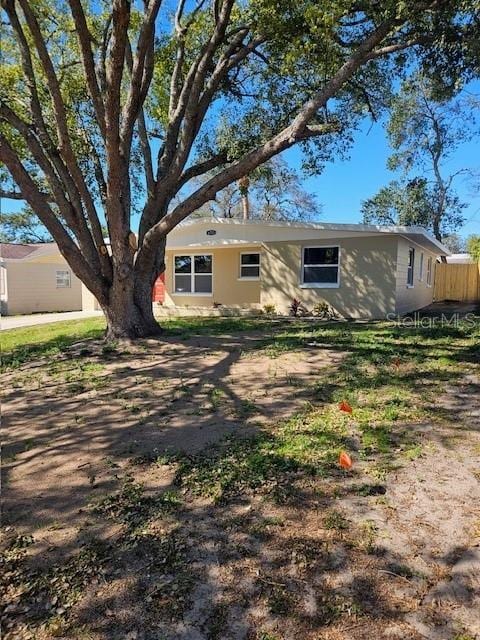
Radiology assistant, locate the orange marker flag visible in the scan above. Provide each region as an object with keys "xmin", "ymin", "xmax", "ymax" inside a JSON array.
[
  {"xmin": 339, "ymin": 451, "xmax": 353, "ymax": 470},
  {"xmin": 338, "ymin": 400, "xmax": 353, "ymax": 414}
]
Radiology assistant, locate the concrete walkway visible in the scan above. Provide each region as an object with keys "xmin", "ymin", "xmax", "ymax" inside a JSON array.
[{"xmin": 1, "ymin": 310, "xmax": 104, "ymax": 331}]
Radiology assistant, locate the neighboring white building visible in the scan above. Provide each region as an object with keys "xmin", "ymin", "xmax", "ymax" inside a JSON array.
[
  {"xmin": 446, "ymin": 253, "xmax": 474, "ymax": 264},
  {"xmin": 1, "ymin": 243, "xmax": 82, "ymax": 315}
]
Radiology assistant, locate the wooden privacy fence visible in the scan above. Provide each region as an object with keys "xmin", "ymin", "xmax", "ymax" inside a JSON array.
[{"xmin": 434, "ymin": 262, "xmax": 480, "ymax": 302}]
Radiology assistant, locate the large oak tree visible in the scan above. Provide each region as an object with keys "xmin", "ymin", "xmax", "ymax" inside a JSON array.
[{"xmin": 1, "ymin": 0, "xmax": 478, "ymax": 338}]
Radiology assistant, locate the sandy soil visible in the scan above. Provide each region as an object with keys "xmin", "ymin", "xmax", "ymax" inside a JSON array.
[{"xmin": 1, "ymin": 332, "xmax": 479, "ymax": 640}]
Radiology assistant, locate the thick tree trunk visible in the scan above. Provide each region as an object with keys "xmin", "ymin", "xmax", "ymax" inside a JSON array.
[{"xmin": 102, "ymin": 275, "xmax": 162, "ymax": 340}]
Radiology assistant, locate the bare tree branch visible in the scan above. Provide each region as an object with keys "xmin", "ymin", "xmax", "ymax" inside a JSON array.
[
  {"xmin": 16, "ymin": 0, "xmax": 110, "ymax": 277},
  {"xmin": 0, "ymin": 189, "xmax": 27, "ymax": 200},
  {"xmin": 0, "ymin": 133, "xmax": 106, "ymax": 303},
  {"xmin": 68, "ymin": 0, "xmax": 107, "ymax": 138},
  {"xmin": 120, "ymin": 0, "xmax": 163, "ymax": 156},
  {"xmin": 125, "ymin": 38, "xmax": 155, "ymax": 197},
  {"xmin": 177, "ymin": 152, "xmax": 228, "ymax": 189}
]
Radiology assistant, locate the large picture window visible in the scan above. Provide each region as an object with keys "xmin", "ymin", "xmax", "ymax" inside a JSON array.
[
  {"xmin": 174, "ymin": 255, "xmax": 212, "ymax": 294},
  {"xmin": 240, "ymin": 253, "xmax": 260, "ymax": 279},
  {"xmin": 407, "ymin": 247, "xmax": 415, "ymax": 287},
  {"xmin": 302, "ymin": 246, "xmax": 339, "ymax": 287}
]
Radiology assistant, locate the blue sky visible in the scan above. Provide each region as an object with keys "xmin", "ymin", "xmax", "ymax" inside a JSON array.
[{"xmin": 284, "ymin": 96, "xmax": 480, "ymax": 239}]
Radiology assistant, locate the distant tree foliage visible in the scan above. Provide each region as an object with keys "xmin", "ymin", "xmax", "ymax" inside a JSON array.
[
  {"xmin": 0, "ymin": 209, "xmax": 53, "ymax": 243},
  {"xmin": 196, "ymin": 158, "xmax": 321, "ymax": 221},
  {"xmin": 362, "ymin": 75, "xmax": 478, "ymax": 240},
  {"xmin": 362, "ymin": 177, "xmax": 467, "ymax": 237},
  {"xmin": 441, "ymin": 233, "xmax": 467, "ymax": 253},
  {"xmin": 467, "ymin": 235, "xmax": 480, "ymax": 262}
]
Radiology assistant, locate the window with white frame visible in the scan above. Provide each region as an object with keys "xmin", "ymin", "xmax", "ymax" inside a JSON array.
[
  {"xmin": 302, "ymin": 246, "xmax": 339, "ymax": 287},
  {"xmin": 426, "ymin": 256, "xmax": 433, "ymax": 286},
  {"xmin": 240, "ymin": 252, "xmax": 260, "ymax": 279},
  {"xmin": 407, "ymin": 248, "xmax": 415, "ymax": 287},
  {"xmin": 419, "ymin": 252, "xmax": 424, "ymax": 281},
  {"xmin": 56, "ymin": 270, "xmax": 71, "ymax": 288},
  {"xmin": 174, "ymin": 255, "xmax": 212, "ymax": 294}
]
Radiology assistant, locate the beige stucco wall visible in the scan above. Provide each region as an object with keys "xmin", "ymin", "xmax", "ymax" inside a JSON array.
[
  {"xmin": 260, "ymin": 236, "xmax": 399, "ymax": 319},
  {"xmin": 164, "ymin": 247, "xmax": 261, "ymax": 307},
  {"xmin": 395, "ymin": 237, "xmax": 437, "ymax": 315},
  {"xmin": 81, "ymin": 283, "xmax": 102, "ymax": 311},
  {"xmin": 4, "ymin": 261, "xmax": 82, "ymax": 315}
]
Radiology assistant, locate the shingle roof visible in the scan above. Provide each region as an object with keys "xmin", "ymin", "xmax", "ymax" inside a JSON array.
[{"xmin": 0, "ymin": 242, "xmax": 57, "ymax": 260}]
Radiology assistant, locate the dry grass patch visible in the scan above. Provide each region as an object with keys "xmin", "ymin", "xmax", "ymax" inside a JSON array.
[{"xmin": 1, "ymin": 318, "xmax": 479, "ymax": 639}]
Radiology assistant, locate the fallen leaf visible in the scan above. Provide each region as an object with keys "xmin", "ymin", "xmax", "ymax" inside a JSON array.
[
  {"xmin": 339, "ymin": 400, "xmax": 353, "ymax": 414},
  {"xmin": 339, "ymin": 451, "xmax": 353, "ymax": 470}
]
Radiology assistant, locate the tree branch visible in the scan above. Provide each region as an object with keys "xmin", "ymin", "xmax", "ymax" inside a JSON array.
[
  {"xmin": 120, "ymin": 0, "xmax": 162, "ymax": 157},
  {"xmin": 138, "ymin": 14, "xmax": 417, "ymax": 265},
  {"xmin": 0, "ymin": 133, "xmax": 107, "ymax": 304},
  {"xmin": 68, "ymin": 0, "xmax": 107, "ymax": 139},
  {"xmin": 0, "ymin": 189, "xmax": 27, "ymax": 200},
  {"xmin": 104, "ymin": 0, "xmax": 131, "ymax": 244},
  {"xmin": 125, "ymin": 38, "xmax": 155, "ymax": 197},
  {"xmin": 177, "ymin": 152, "xmax": 228, "ymax": 189},
  {"xmin": 16, "ymin": 0, "xmax": 110, "ymax": 277}
]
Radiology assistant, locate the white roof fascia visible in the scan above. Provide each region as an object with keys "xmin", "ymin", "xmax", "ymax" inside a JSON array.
[{"xmin": 170, "ymin": 217, "xmax": 450, "ymax": 256}]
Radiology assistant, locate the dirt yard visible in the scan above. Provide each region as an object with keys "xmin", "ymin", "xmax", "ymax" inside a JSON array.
[{"xmin": 1, "ymin": 318, "xmax": 479, "ymax": 640}]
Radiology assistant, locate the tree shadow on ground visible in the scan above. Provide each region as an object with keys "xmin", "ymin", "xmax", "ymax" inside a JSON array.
[{"xmin": 1, "ymin": 318, "xmax": 479, "ymax": 639}]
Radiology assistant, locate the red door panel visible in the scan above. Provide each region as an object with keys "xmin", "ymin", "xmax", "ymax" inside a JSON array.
[{"xmin": 152, "ymin": 272, "xmax": 165, "ymax": 303}]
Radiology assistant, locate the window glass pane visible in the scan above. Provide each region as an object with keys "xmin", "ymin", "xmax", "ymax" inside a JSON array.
[
  {"xmin": 194, "ymin": 255, "xmax": 212, "ymax": 273},
  {"xmin": 194, "ymin": 275, "xmax": 212, "ymax": 293},
  {"xmin": 408, "ymin": 248, "xmax": 415, "ymax": 267},
  {"xmin": 56, "ymin": 270, "xmax": 70, "ymax": 288},
  {"xmin": 304, "ymin": 247, "xmax": 338, "ymax": 265},
  {"xmin": 174, "ymin": 275, "xmax": 191, "ymax": 293},
  {"xmin": 241, "ymin": 253, "xmax": 260, "ymax": 266},
  {"xmin": 175, "ymin": 256, "xmax": 191, "ymax": 273},
  {"xmin": 241, "ymin": 265, "xmax": 260, "ymax": 278},
  {"xmin": 303, "ymin": 266, "xmax": 338, "ymax": 284}
]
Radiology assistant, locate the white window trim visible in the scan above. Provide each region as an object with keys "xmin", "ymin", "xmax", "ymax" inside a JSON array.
[
  {"xmin": 56, "ymin": 269, "xmax": 71, "ymax": 288},
  {"xmin": 239, "ymin": 251, "xmax": 261, "ymax": 280},
  {"xmin": 173, "ymin": 253, "xmax": 213, "ymax": 296},
  {"xmin": 407, "ymin": 247, "xmax": 415, "ymax": 288},
  {"xmin": 300, "ymin": 245, "xmax": 340, "ymax": 289},
  {"xmin": 419, "ymin": 252, "xmax": 424, "ymax": 281},
  {"xmin": 426, "ymin": 256, "xmax": 433, "ymax": 287}
]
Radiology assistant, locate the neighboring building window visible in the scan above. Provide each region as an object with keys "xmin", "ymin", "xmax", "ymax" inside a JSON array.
[
  {"xmin": 419, "ymin": 252, "xmax": 424, "ymax": 281},
  {"xmin": 174, "ymin": 254, "xmax": 212, "ymax": 294},
  {"xmin": 426, "ymin": 256, "xmax": 433, "ymax": 286},
  {"xmin": 407, "ymin": 248, "xmax": 415, "ymax": 287},
  {"xmin": 56, "ymin": 270, "xmax": 71, "ymax": 288},
  {"xmin": 302, "ymin": 246, "xmax": 339, "ymax": 287},
  {"xmin": 240, "ymin": 253, "xmax": 260, "ymax": 279},
  {"xmin": 0, "ymin": 265, "xmax": 6, "ymax": 296}
]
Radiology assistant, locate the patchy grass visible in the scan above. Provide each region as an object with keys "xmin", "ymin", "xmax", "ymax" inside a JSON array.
[
  {"xmin": 89, "ymin": 475, "xmax": 181, "ymax": 532},
  {"xmin": 1, "ymin": 317, "xmax": 106, "ymax": 371},
  {"xmin": 2, "ymin": 316, "xmax": 479, "ymax": 639},
  {"xmin": 175, "ymin": 406, "xmax": 351, "ymax": 503},
  {"xmin": 1, "ymin": 316, "xmax": 274, "ymax": 372}
]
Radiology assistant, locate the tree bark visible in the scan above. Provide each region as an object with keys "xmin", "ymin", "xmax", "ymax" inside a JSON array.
[{"xmin": 102, "ymin": 278, "xmax": 162, "ymax": 340}]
